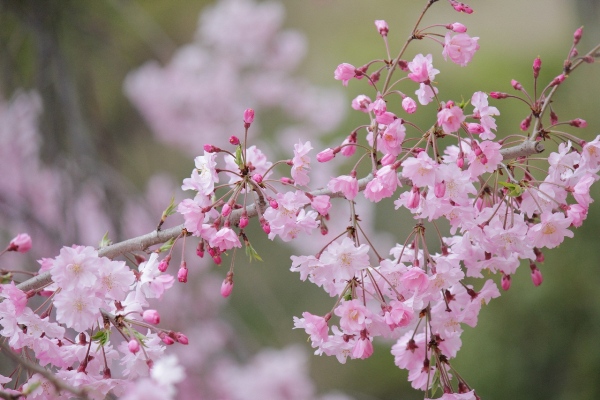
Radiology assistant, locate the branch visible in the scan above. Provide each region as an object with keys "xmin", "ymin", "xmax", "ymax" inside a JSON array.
[
  {"xmin": 0, "ymin": 341, "xmax": 89, "ymax": 399},
  {"xmin": 15, "ymin": 140, "xmax": 542, "ymax": 293}
]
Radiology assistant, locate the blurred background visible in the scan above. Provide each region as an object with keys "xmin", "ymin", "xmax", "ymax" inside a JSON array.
[{"xmin": 1, "ymin": 0, "xmax": 600, "ymax": 399}]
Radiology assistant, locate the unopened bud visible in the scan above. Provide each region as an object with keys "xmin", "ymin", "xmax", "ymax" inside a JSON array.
[
  {"xmin": 213, "ymin": 255, "xmax": 222, "ymax": 265},
  {"xmin": 533, "ymin": 57, "xmax": 542, "ymax": 78},
  {"xmin": 252, "ymin": 173, "xmax": 263, "ymax": 183},
  {"xmin": 174, "ymin": 332, "xmax": 189, "ymax": 345},
  {"xmin": 510, "ymin": 79, "xmax": 522, "ymax": 90},
  {"xmin": 489, "ymin": 91, "xmax": 508, "ymax": 99},
  {"xmin": 243, "ymin": 108, "xmax": 255, "ymax": 126},
  {"xmin": 447, "ymin": 22, "xmax": 467, "ymax": 33},
  {"xmin": 501, "ymin": 274, "xmax": 511, "ymax": 291},
  {"xmin": 229, "ymin": 135, "xmax": 240, "ymax": 145},
  {"xmin": 221, "ymin": 272, "xmax": 234, "ymax": 298},
  {"xmin": 316, "ymin": 148, "xmax": 335, "ymax": 162},
  {"xmin": 573, "ymin": 26, "xmax": 583, "ymax": 45},
  {"xmin": 549, "ymin": 73, "xmax": 565, "ymax": 87},
  {"xmin": 269, "ymin": 199, "xmax": 279, "ymax": 209},
  {"xmin": 569, "ymin": 118, "xmax": 587, "ymax": 128},
  {"xmin": 177, "ymin": 262, "xmax": 188, "ymax": 283},
  {"xmin": 530, "ymin": 263, "xmax": 543, "ymax": 286},
  {"xmin": 520, "ymin": 114, "xmax": 532, "ymax": 131},
  {"xmin": 128, "ymin": 339, "xmax": 140, "ymax": 354},
  {"xmin": 374, "ymin": 20, "xmax": 389, "ymax": 37},
  {"xmin": 143, "ymin": 309, "xmax": 160, "ymax": 324},
  {"xmin": 550, "ymin": 110, "xmax": 558, "ymax": 126},
  {"xmin": 239, "ymin": 215, "xmax": 249, "ymax": 229},
  {"xmin": 158, "ymin": 255, "xmax": 171, "ymax": 272},
  {"xmin": 203, "ymin": 144, "xmax": 220, "ymax": 153}
]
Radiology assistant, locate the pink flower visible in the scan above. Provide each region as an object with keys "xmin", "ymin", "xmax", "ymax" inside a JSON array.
[
  {"xmin": 401, "ymin": 267, "xmax": 430, "ymax": 294},
  {"xmin": 181, "ymin": 151, "xmax": 219, "ymax": 196},
  {"xmin": 471, "ymin": 91, "xmax": 500, "ymax": 139},
  {"xmin": 379, "ymin": 118, "xmax": 406, "ymax": 156},
  {"xmin": 335, "ymin": 299, "xmax": 372, "ymax": 333},
  {"xmin": 383, "ymin": 300, "xmax": 414, "ymax": 329},
  {"xmin": 8, "ymin": 233, "xmax": 32, "ymax": 253},
  {"xmin": 407, "ymin": 54, "xmax": 439, "ymax": 83},
  {"xmin": 352, "ymin": 335, "xmax": 374, "ymax": 359},
  {"xmin": 50, "ymin": 246, "xmax": 100, "ymax": 292},
  {"xmin": 402, "ymin": 151, "xmax": 439, "ymax": 188},
  {"xmin": 364, "ymin": 165, "xmax": 400, "ymax": 202},
  {"xmin": 437, "ymin": 104, "xmax": 465, "ymax": 133},
  {"xmin": 334, "ymin": 63, "xmax": 356, "ymax": 86},
  {"xmin": 53, "ymin": 288, "xmax": 104, "ymax": 331},
  {"xmin": 320, "ymin": 237, "xmax": 370, "ymax": 282},
  {"xmin": 293, "ymin": 312, "xmax": 329, "ymax": 343},
  {"xmin": 415, "ymin": 83, "xmax": 438, "ymax": 105},
  {"xmin": 351, "ymin": 94, "xmax": 371, "ymax": 112},
  {"xmin": 310, "ymin": 195, "xmax": 331, "ymax": 216},
  {"xmin": 327, "ymin": 175, "xmax": 359, "ymax": 200},
  {"xmin": 291, "ymin": 140, "xmax": 312, "ymax": 186},
  {"xmin": 527, "ymin": 211, "xmax": 574, "ymax": 249},
  {"xmin": 209, "ymin": 227, "xmax": 241, "ymax": 252},
  {"xmin": 442, "ymin": 33, "xmax": 479, "ymax": 66}
]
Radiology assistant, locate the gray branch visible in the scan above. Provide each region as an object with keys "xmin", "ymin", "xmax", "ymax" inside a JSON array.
[{"xmin": 16, "ymin": 140, "xmax": 543, "ymax": 293}]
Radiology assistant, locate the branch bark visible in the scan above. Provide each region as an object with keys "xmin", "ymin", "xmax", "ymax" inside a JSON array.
[{"xmin": 16, "ymin": 140, "xmax": 543, "ymax": 293}]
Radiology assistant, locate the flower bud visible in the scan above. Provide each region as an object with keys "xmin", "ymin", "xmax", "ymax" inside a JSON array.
[
  {"xmin": 550, "ymin": 110, "xmax": 558, "ymax": 126},
  {"xmin": 569, "ymin": 118, "xmax": 587, "ymax": 128},
  {"xmin": 533, "ymin": 57, "xmax": 542, "ymax": 78},
  {"xmin": 262, "ymin": 222, "xmax": 271, "ymax": 234},
  {"xmin": 128, "ymin": 339, "xmax": 140, "ymax": 354},
  {"xmin": 467, "ymin": 123, "xmax": 485, "ymax": 134},
  {"xmin": 213, "ymin": 254, "xmax": 222, "ymax": 265},
  {"xmin": 520, "ymin": 114, "xmax": 532, "ymax": 131},
  {"xmin": 573, "ymin": 26, "xmax": 583, "ymax": 45},
  {"xmin": 159, "ymin": 332, "xmax": 175, "ymax": 345},
  {"xmin": 374, "ymin": 20, "xmax": 389, "ymax": 37},
  {"xmin": 530, "ymin": 263, "xmax": 543, "ymax": 286},
  {"xmin": 269, "ymin": 199, "xmax": 279, "ymax": 209},
  {"xmin": 229, "ymin": 135, "xmax": 240, "ymax": 145},
  {"xmin": 221, "ymin": 273, "xmax": 234, "ymax": 298},
  {"xmin": 448, "ymin": 22, "xmax": 467, "ymax": 33},
  {"xmin": 402, "ymin": 97, "xmax": 417, "ymax": 114},
  {"xmin": 252, "ymin": 173, "xmax": 263, "ymax": 183},
  {"xmin": 177, "ymin": 262, "xmax": 188, "ymax": 283},
  {"xmin": 549, "ymin": 73, "xmax": 565, "ymax": 87},
  {"xmin": 317, "ymin": 148, "xmax": 335, "ymax": 162},
  {"xmin": 158, "ymin": 255, "xmax": 171, "ymax": 272},
  {"xmin": 239, "ymin": 215, "xmax": 249, "ymax": 229},
  {"xmin": 203, "ymin": 144, "xmax": 220, "ymax": 153},
  {"xmin": 143, "ymin": 309, "xmax": 160, "ymax": 324},
  {"xmin": 501, "ymin": 274, "xmax": 511, "ymax": 291},
  {"xmin": 243, "ymin": 108, "xmax": 255, "ymax": 126},
  {"xmin": 221, "ymin": 203, "xmax": 232, "ymax": 217},
  {"xmin": 489, "ymin": 91, "xmax": 508, "ymax": 99},
  {"xmin": 174, "ymin": 332, "xmax": 189, "ymax": 345},
  {"xmin": 8, "ymin": 233, "xmax": 32, "ymax": 253},
  {"xmin": 510, "ymin": 79, "xmax": 522, "ymax": 90}
]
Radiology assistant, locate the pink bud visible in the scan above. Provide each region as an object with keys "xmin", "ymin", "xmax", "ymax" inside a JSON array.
[
  {"xmin": 262, "ymin": 222, "xmax": 271, "ymax": 234},
  {"xmin": 402, "ymin": 97, "xmax": 417, "ymax": 114},
  {"xmin": 213, "ymin": 255, "xmax": 222, "ymax": 265},
  {"xmin": 407, "ymin": 187, "xmax": 421, "ymax": 209},
  {"xmin": 252, "ymin": 173, "xmax": 263, "ymax": 183},
  {"xmin": 143, "ymin": 309, "xmax": 160, "ymax": 324},
  {"xmin": 203, "ymin": 144, "xmax": 220, "ymax": 153},
  {"xmin": 178, "ymin": 263, "xmax": 188, "ymax": 283},
  {"xmin": 174, "ymin": 332, "xmax": 189, "ymax": 345},
  {"xmin": 549, "ymin": 73, "xmax": 565, "ymax": 87},
  {"xmin": 243, "ymin": 108, "xmax": 255, "ymax": 126},
  {"xmin": 501, "ymin": 274, "xmax": 511, "ymax": 291},
  {"xmin": 434, "ymin": 181, "xmax": 446, "ymax": 198},
  {"xmin": 374, "ymin": 20, "xmax": 389, "ymax": 37},
  {"xmin": 520, "ymin": 115, "xmax": 532, "ymax": 131},
  {"xmin": 229, "ymin": 135, "xmax": 240, "ymax": 145},
  {"xmin": 160, "ymin": 333, "xmax": 175, "ymax": 345},
  {"xmin": 239, "ymin": 216, "xmax": 249, "ymax": 229},
  {"xmin": 316, "ymin": 148, "xmax": 335, "ymax": 162},
  {"xmin": 569, "ymin": 118, "xmax": 587, "ymax": 128},
  {"xmin": 280, "ymin": 177, "xmax": 294, "ymax": 185},
  {"xmin": 573, "ymin": 26, "xmax": 583, "ymax": 45},
  {"xmin": 534, "ymin": 247, "xmax": 545, "ymax": 263},
  {"xmin": 533, "ymin": 57, "xmax": 542, "ymax": 78},
  {"xmin": 8, "ymin": 233, "xmax": 32, "ymax": 253},
  {"xmin": 550, "ymin": 110, "xmax": 558, "ymax": 126},
  {"xmin": 530, "ymin": 264, "xmax": 543, "ymax": 286},
  {"xmin": 222, "ymin": 203, "xmax": 232, "ymax": 217},
  {"xmin": 158, "ymin": 255, "xmax": 171, "ymax": 272},
  {"xmin": 467, "ymin": 123, "xmax": 485, "ymax": 134},
  {"xmin": 340, "ymin": 141, "xmax": 356, "ymax": 157},
  {"xmin": 448, "ymin": 22, "xmax": 467, "ymax": 33},
  {"xmin": 221, "ymin": 276, "xmax": 234, "ymax": 298},
  {"xmin": 128, "ymin": 339, "xmax": 140, "ymax": 354},
  {"xmin": 457, "ymin": 155, "xmax": 465, "ymax": 168},
  {"xmin": 511, "ymin": 79, "xmax": 523, "ymax": 90},
  {"xmin": 381, "ymin": 153, "xmax": 396, "ymax": 166},
  {"xmin": 269, "ymin": 199, "xmax": 279, "ymax": 209},
  {"xmin": 489, "ymin": 91, "xmax": 508, "ymax": 99}
]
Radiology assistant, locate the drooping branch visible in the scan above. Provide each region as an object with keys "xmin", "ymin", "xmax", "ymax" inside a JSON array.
[{"xmin": 15, "ymin": 140, "xmax": 543, "ymax": 293}]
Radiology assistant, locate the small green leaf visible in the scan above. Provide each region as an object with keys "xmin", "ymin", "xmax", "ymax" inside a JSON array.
[
  {"xmin": 132, "ymin": 330, "xmax": 148, "ymax": 347},
  {"xmin": 99, "ymin": 232, "xmax": 112, "ymax": 248},
  {"xmin": 498, "ymin": 181, "xmax": 523, "ymax": 197},
  {"xmin": 244, "ymin": 241, "xmax": 263, "ymax": 262},
  {"xmin": 235, "ymin": 146, "xmax": 244, "ymax": 169},
  {"xmin": 157, "ymin": 238, "xmax": 175, "ymax": 253},
  {"xmin": 91, "ymin": 329, "xmax": 111, "ymax": 347},
  {"xmin": 0, "ymin": 273, "xmax": 13, "ymax": 284},
  {"xmin": 163, "ymin": 196, "xmax": 177, "ymax": 217}
]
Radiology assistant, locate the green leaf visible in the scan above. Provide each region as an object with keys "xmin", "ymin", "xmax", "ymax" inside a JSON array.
[
  {"xmin": 498, "ymin": 181, "xmax": 524, "ymax": 197},
  {"xmin": 157, "ymin": 238, "xmax": 175, "ymax": 253},
  {"xmin": 162, "ymin": 196, "xmax": 177, "ymax": 218},
  {"xmin": 91, "ymin": 329, "xmax": 111, "ymax": 347},
  {"xmin": 244, "ymin": 241, "xmax": 263, "ymax": 262},
  {"xmin": 132, "ymin": 330, "xmax": 148, "ymax": 347},
  {"xmin": 99, "ymin": 232, "xmax": 112, "ymax": 248},
  {"xmin": 235, "ymin": 146, "xmax": 244, "ymax": 169}
]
